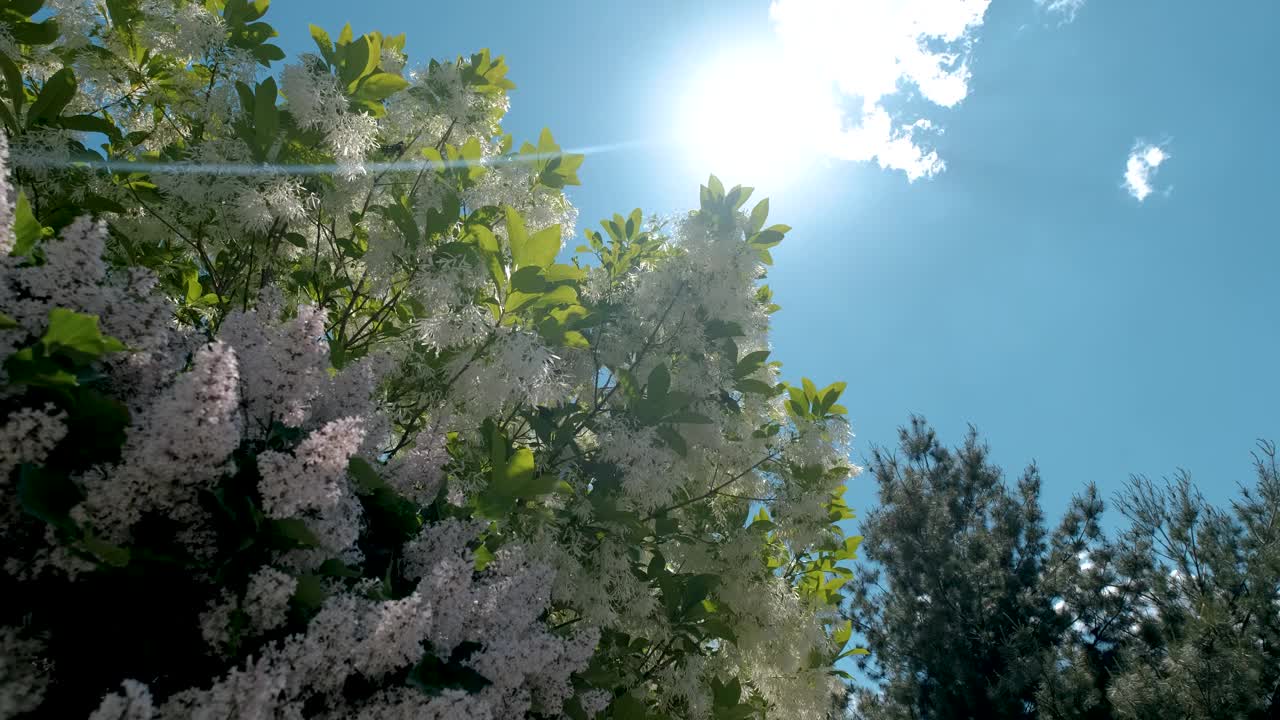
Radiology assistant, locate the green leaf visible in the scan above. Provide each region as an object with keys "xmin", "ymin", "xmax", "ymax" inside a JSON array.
[
  {"xmin": 9, "ymin": 0, "xmax": 45, "ymax": 16},
  {"xmin": 254, "ymin": 76, "xmax": 278, "ymax": 151},
  {"xmin": 348, "ymin": 456, "xmax": 388, "ymax": 494},
  {"xmin": 516, "ymin": 225, "xmax": 560, "ymax": 269},
  {"xmin": 248, "ymin": 0, "xmax": 271, "ymax": 21},
  {"xmin": 11, "ymin": 191, "xmax": 45, "ymax": 256},
  {"xmin": 817, "ymin": 381, "xmax": 847, "ymax": 414},
  {"xmin": 3, "ymin": 346, "xmax": 77, "ymax": 387},
  {"xmin": 836, "ymin": 535, "xmax": 863, "ymax": 560},
  {"xmin": 712, "ymin": 677, "xmax": 743, "ymax": 708},
  {"xmin": 318, "ymin": 558, "xmax": 361, "ymax": 578},
  {"xmin": 495, "ymin": 447, "xmax": 534, "ymax": 491},
  {"xmin": 541, "ymin": 263, "xmax": 586, "ymax": 282},
  {"xmin": 9, "ymin": 19, "xmax": 59, "ymax": 46},
  {"xmin": 725, "ymin": 185, "xmax": 753, "ymax": 210},
  {"xmin": 309, "ymin": 24, "xmax": 335, "ymax": 64},
  {"xmin": 291, "ymin": 573, "xmax": 327, "ymax": 614},
  {"xmin": 801, "ymin": 377, "xmax": 818, "ymax": 403},
  {"xmin": 509, "ymin": 266, "xmax": 547, "ymax": 293},
  {"xmin": 33, "ymin": 310, "xmax": 122, "ymax": 367},
  {"xmin": 17, "ymin": 464, "xmax": 81, "ymax": 532},
  {"xmin": 468, "ymin": 224, "xmax": 500, "ymax": 253},
  {"xmin": 57, "ymin": 114, "xmax": 118, "ymax": 138},
  {"xmin": 610, "ymin": 694, "xmax": 650, "ymax": 720},
  {"xmin": 408, "ymin": 649, "xmax": 493, "ymax": 696},
  {"xmin": 354, "ymin": 71, "xmax": 408, "ymax": 101},
  {"xmin": 682, "ymin": 573, "xmax": 719, "ymax": 613},
  {"xmin": 656, "ymin": 424, "xmax": 687, "ymax": 457},
  {"xmin": 504, "ymin": 206, "xmax": 529, "ymax": 263},
  {"xmin": 832, "ymin": 619, "xmax": 852, "ymax": 647},
  {"xmin": 0, "ymin": 52, "xmax": 25, "ymax": 116},
  {"xmin": 748, "ymin": 198, "xmax": 769, "ymax": 234},
  {"xmin": 104, "ymin": 0, "xmax": 141, "ymax": 30},
  {"xmin": 707, "ymin": 175, "xmax": 725, "ymax": 199},
  {"xmin": 647, "ymin": 363, "xmax": 670, "ymax": 400},
  {"xmin": 750, "ymin": 229, "xmax": 785, "ymax": 250},
  {"xmin": 705, "ymin": 320, "xmax": 744, "ymax": 339},
  {"xmin": 528, "ymin": 284, "xmax": 577, "ymax": 309},
  {"xmin": 251, "ymin": 43, "xmax": 285, "ymax": 66},
  {"xmin": 268, "ymin": 518, "xmax": 322, "ymax": 549},
  {"xmin": 734, "ymin": 350, "xmax": 771, "ymax": 380},
  {"xmin": 735, "ymin": 379, "xmax": 773, "ymax": 396},
  {"xmin": 40, "ymin": 308, "xmax": 125, "ymax": 363},
  {"xmin": 473, "ymin": 543, "xmax": 495, "ymax": 571},
  {"xmin": 27, "ymin": 67, "xmax": 76, "ymax": 127},
  {"xmin": 83, "ymin": 532, "xmax": 131, "ymax": 567},
  {"xmin": 664, "ymin": 390, "xmax": 693, "ymax": 412},
  {"xmin": 235, "ymin": 81, "xmax": 255, "ymax": 113},
  {"xmin": 340, "ymin": 34, "xmax": 380, "ymax": 89},
  {"xmin": 655, "ymin": 515, "xmax": 679, "ymax": 537},
  {"xmin": 0, "ymin": 313, "xmax": 18, "ymax": 330}
]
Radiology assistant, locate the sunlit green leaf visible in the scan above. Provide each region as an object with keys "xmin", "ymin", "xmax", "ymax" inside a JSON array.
[
  {"xmin": 41, "ymin": 308, "xmax": 126, "ymax": 362},
  {"xmin": 27, "ymin": 67, "xmax": 76, "ymax": 128}
]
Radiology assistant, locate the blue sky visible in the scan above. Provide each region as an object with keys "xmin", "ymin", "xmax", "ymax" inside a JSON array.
[{"xmin": 269, "ymin": 0, "xmax": 1279, "ymax": 530}]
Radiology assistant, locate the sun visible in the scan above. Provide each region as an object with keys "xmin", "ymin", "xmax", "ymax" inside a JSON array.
[{"xmin": 673, "ymin": 44, "xmax": 831, "ymax": 191}]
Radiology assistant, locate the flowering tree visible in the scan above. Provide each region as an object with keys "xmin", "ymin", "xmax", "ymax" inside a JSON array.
[{"xmin": 0, "ymin": 1, "xmax": 863, "ymax": 718}]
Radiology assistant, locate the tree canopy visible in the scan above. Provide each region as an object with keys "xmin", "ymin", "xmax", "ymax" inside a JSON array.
[{"xmin": 0, "ymin": 1, "xmax": 863, "ymax": 717}]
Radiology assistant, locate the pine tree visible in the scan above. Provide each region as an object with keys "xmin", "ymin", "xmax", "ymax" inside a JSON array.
[
  {"xmin": 848, "ymin": 417, "xmax": 1064, "ymax": 720},
  {"xmin": 1102, "ymin": 441, "xmax": 1280, "ymax": 719},
  {"xmin": 847, "ymin": 419, "xmax": 1279, "ymax": 720}
]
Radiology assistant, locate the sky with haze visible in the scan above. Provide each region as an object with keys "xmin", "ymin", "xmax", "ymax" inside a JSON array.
[{"xmin": 269, "ymin": 0, "xmax": 1280, "ymax": 530}]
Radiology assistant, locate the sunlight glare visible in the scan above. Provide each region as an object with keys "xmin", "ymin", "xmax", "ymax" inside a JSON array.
[{"xmin": 675, "ymin": 45, "xmax": 831, "ymax": 190}]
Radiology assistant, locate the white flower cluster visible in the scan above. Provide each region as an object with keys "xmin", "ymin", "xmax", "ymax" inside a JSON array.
[
  {"xmin": 0, "ymin": 133, "xmax": 12, "ymax": 254},
  {"xmin": 0, "ymin": 626, "xmax": 48, "ymax": 718},
  {"xmin": 138, "ymin": 0, "xmax": 229, "ymax": 61},
  {"xmin": 463, "ymin": 163, "xmax": 579, "ymax": 243},
  {"xmin": 258, "ymin": 417, "xmax": 366, "ymax": 518},
  {"xmin": 76, "ymin": 341, "xmax": 242, "ymax": 545},
  {"xmin": 93, "ymin": 537, "xmax": 598, "ymax": 719},
  {"xmin": 0, "ymin": 13, "xmax": 862, "ymax": 711},
  {"xmin": 281, "ymin": 60, "xmax": 381, "ymax": 177},
  {"xmin": 234, "ymin": 179, "xmax": 316, "ymax": 235},
  {"xmin": 383, "ymin": 431, "xmax": 449, "ymax": 506},
  {"xmin": 243, "ymin": 566, "xmax": 300, "ymax": 637},
  {"xmin": 0, "ymin": 271, "xmax": 381, "ymax": 567},
  {"xmin": 0, "ymin": 403, "xmax": 67, "ymax": 479},
  {"xmin": 46, "ymin": 0, "xmax": 98, "ymax": 51},
  {"xmin": 398, "ymin": 60, "xmax": 509, "ymax": 142},
  {"xmin": 86, "ymin": 679, "xmax": 153, "ymax": 720},
  {"xmin": 0, "ymin": 187, "xmax": 178, "ymax": 392},
  {"xmin": 219, "ymin": 289, "xmax": 331, "ymax": 434}
]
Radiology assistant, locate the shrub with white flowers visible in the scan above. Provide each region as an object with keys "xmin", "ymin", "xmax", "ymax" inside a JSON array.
[{"xmin": 0, "ymin": 1, "xmax": 864, "ymax": 718}]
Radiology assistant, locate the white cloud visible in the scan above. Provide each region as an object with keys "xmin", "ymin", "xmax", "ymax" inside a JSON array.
[
  {"xmin": 1036, "ymin": 0, "xmax": 1086, "ymax": 23},
  {"xmin": 1123, "ymin": 141, "xmax": 1170, "ymax": 202},
  {"xmin": 767, "ymin": 0, "xmax": 992, "ymax": 181}
]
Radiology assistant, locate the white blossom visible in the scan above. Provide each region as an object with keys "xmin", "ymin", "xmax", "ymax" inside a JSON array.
[
  {"xmin": 258, "ymin": 417, "xmax": 365, "ymax": 518},
  {"xmin": 0, "ymin": 404, "xmax": 68, "ymax": 479},
  {"xmin": 243, "ymin": 567, "xmax": 299, "ymax": 636},
  {"xmin": 383, "ymin": 433, "xmax": 449, "ymax": 506},
  {"xmin": 138, "ymin": 0, "xmax": 228, "ymax": 60},
  {"xmin": 77, "ymin": 342, "xmax": 241, "ymax": 544},
  {"xmin": 0, "ymin": 626, "xmax": 47, "ymax": 718},
  {"xmin": 220, "ymin": 292, "xmax": 329, "ymax": 433},
  {"xmin": 0, "ymin": 132, "xmax": 12, "ymax": 255},
  {"xmin": 87, "ymin": 679, "xmax": 154, "ymax": 720}
]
